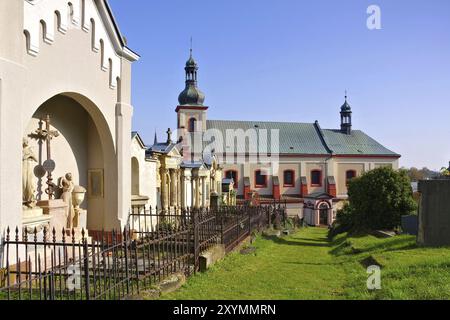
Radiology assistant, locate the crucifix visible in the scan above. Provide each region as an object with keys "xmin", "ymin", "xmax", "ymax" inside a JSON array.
[{"xmin": 29, "ymin": 114, "xmax": 60, "ymax": 199}]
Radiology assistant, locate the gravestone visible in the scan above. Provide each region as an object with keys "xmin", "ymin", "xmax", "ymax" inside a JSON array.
[{"xmin": 417, "ymin": 179, "xmax": 450, "ymax": 246}]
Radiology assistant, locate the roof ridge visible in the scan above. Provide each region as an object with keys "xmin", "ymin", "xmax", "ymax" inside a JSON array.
[
  {"xmin": 207, "ymin": 119, "xmax": 315, "ymax": 125},
  {"xmin": 313, "ymin": 121, "xmax": 334, "ymax": 155}
]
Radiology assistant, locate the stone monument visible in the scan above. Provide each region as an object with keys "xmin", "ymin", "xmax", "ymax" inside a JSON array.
[
  {"xmin": 59, "ymin": 173, "xmax": 75, "ymax": 229},
  {"xmin": 22, "ymin": 138, "xmax": 50, "ymax": 233}
]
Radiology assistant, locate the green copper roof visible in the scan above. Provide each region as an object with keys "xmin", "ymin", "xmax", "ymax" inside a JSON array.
[
  {"xmin": 203, "ymin": 119, "xmax": 399, "ymax": 157},
  {"xmin": 321, "ymin": 129, "xmax": 398, "ymax": 156},
  {"xmin": 206, "ymin": 120, "xmax": 329, "ymax": 155}
]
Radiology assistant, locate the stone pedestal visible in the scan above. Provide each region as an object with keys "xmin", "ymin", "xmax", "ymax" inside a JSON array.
[
  {"xmin": 77, "ymin": 209, "xmax": 87, "ymax": 230},
  {"xmin": 22, "ymin": 207, "xmax": 51, "ymax": 235},
  {"xmin": 37, "ymin": 199, "xmax": 68, "ymax": 235}
]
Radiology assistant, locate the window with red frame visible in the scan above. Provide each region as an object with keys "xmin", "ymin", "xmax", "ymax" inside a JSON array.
[
  {"xmin": 255, "ymin": 170, "xmax": 267, "ymax": 188},
  {"xmin": 283, "ymin": 170, "xmax": 295, "ymax": 187},
  {"xmin": 188, "ymin": 117, "xmax": 197, "ymax": 132},
  {"xmin": 225, "ymin": 170, "xmax": 238, "ymax": 188},
  {"xmin": 346, "ymin": 170, "xmax": 357, "ymax": 186},
  {"xmin": 311, "ymin": 170, "xmax": 322, "ymax": 186}
]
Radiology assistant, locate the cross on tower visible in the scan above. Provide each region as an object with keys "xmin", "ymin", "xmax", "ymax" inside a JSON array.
[{"xmin": 29, "ymin": 114, "xmax": 60, "ymax": 199}]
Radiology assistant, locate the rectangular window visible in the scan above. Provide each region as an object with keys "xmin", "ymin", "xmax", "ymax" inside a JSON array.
[
  {"xmin": 255, "ymin": 170, "xmax": 267, "ymax": 188},
  {"xmin": 311, "ymin": 170, "xmax": 322, "ymax": 187},
  {"xmin": 225, "ymin": 170, "xmax": 238, "ymax": 188},
  {"xmin": 283, "ymin": 170, "xmax": 295, "ymax": 187},
  {"xmin": 346, "ymin": 170, "xmax": 356, "ymax": 186}
]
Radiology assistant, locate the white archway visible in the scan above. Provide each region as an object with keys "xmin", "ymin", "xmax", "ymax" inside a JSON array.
[
  {"xmin": 24, "ymin": 92, "xmax": 117, "ymax": 232},
  {"xmin": 131, "ymin": 157, "xmax": 140, "ymax": 196}
]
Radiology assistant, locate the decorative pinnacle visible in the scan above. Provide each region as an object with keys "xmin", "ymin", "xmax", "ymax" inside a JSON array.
[{"xmin": 167, "ymin": 128, "xmax": 173, "ymax": 144}]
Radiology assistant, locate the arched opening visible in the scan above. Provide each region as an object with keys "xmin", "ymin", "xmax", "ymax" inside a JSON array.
[
  {"xmin": 318, "ymin": 202, "xmax": 330, "ymax": 226},
  {"xmin": 39, "ymin": 20, "xmax": 48, "ymax": 43},
  {"xmin": 100, "ymin": 39, "xmax": 106, "ymax": 70},
  {"xmin": 131, "ymin": 157, "xmax": 140, "ymax": 196},
  {"xmin": 188, "ymin": 117, "xmax": 197, "ymax": 132},
  {"xmin": 90, "ymin": 18, "xmax": 96, "ymax": 51},
  {"xmin": 23, "ymin": 30, "xmax": 32, "ymax": 54},
  {"xmin": 23, "ymin": 93, "xmax": 115, "ymax": 232}
]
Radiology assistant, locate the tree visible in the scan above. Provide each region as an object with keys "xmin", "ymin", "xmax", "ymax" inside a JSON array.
[
  {"xmin": 330, "ymin": 167, "xmax": 417, "ymax": 238},
  {"xmin": 347, "ymin": 167, "xmax": 417, "ymax": 231},
  {"xmin": 406, "ymin": 167, "xmax": 424, "ymax": 181}
]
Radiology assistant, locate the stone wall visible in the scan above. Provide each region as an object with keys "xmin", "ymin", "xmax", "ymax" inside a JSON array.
[{"xmin": 418, "ymin": 179, "xmax": 450, "ymax": 246}]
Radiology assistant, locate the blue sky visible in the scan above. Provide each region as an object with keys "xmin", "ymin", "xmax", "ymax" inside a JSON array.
[{"xmin": 109, "ymin": 0, "xmax": 450, "ymax": 170}]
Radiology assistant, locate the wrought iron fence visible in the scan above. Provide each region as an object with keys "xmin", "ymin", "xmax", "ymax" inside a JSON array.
[{"xmin": 0, "ymin": 204, "xmax": 286, "ymax": 300}]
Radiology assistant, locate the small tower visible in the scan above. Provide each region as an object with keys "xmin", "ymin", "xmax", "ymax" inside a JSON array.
[
  {"xmin": 340, "ymin": 93, "xmax": 352, "ymax": 135},
  {"xmin": 176, "ymin": 43, "xmax": 208, "ymax": 142},
  {"xmin": 177, "ymin": 48, "xmax": 205, "ymax": 106}
]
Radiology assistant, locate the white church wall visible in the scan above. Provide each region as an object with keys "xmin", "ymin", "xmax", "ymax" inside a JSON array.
[
  {"xmin": 0, "ymin": 1, "xmax": 27, "ymax": 234},
  {"xmin": 23, "ymin": 0, "xmax": 121, "ymax": 88},
  {"xmin": 0, "ymin": 0, "xmax": 138, "ymax": 235},
  {"xmin": 144, "ymin": 160, "xmax": 157, "ymax": 209},
  {"xmin": 130, "ymin": 136, "xmax": 158, "ymax": 210}
]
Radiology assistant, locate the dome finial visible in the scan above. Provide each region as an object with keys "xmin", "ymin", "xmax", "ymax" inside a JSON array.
[
  {"xmin": 340, "ymin": 91, "xmax": 352, "ymax": 134},
  {"xmin": 178, "ymin": 41, "xmax": 205, "ymax": 106}
]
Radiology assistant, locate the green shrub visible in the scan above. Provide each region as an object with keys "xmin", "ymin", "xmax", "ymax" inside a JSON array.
[{"xmin": 329, "ymin": 167, "xmax": 417, "ymax": 238}]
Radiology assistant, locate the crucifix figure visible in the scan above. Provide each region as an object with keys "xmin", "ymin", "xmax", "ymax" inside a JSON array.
[{"xmin": 29, "ymin": 114, "xmax": 60, "ymax": 199}]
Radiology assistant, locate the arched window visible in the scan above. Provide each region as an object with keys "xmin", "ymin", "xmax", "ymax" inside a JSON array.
[
  {"xmin": 188, "ymin": 117, "xmax": 197, "ymax": 132},
  {"xmin": 283, "ymin": 170, "xmax": 295, "ymax": 187},
  {"xmin": 131, "ymin": 157, "xmax": 140, "ymax": 195},
  {"xmin": 255, "ymin": 170, "xmax": 267, "ymax": 188},
  {"xmin": 225, "ymin": 170, "xmax": 238, "ymax": 188},
  {"xmin": 310, "ymin": 170, "xmax": 322, "ymax": 187},
  {"xmin": 346, "ymin": 170, "xmax": 357, "ymax": 186}
]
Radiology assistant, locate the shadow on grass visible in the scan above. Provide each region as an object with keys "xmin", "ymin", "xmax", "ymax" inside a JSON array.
[
  {"xmin": 296, "ymin": 237, "xmax": 329, "ymax": 243},
  {"xmin": 329, "ymin": 233, "xmax": 418, "ymax": 257},
  {"xmin": 262, "ymin": 234, "xmax": 330, "ymax": 248},
  {"xmin": 283, "ymin": 260, "xmax": 346, "ymax": 266}
]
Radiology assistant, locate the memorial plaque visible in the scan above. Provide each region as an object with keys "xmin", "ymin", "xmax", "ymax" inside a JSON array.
[
  {"xmin": 34, "ymin": 164, "xmax": 46, "ymax": 178},
  {"xmin": 43, "ymin": 159, "xmax": 56, "ymax": 173}
]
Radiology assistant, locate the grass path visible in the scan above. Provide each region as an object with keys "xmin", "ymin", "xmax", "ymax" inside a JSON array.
[{"xmin": 160, "ymin": 228, "xmax": 349, "ymax": 300}]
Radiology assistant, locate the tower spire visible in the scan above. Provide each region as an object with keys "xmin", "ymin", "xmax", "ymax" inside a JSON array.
[
  {"xmin": 340, "ymin": 91, "xmax": 352, "ymax": 135},
  {"xmin": 177, "ymin": 40, "xmax": 205, "ymax": 106}
]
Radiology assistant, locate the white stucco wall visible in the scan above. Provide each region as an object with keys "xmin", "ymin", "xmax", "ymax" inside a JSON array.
[
  {"xmin": 0, "ymin": 0, "xmax": 138, "ymax": 234},
  {"xmin": 130, "ymin": 135, "xmax": 157, "ymax": 209}
]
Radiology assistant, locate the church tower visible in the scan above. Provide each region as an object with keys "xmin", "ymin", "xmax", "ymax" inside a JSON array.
[
  {"xmin": 176, "ymin": 48, "xmax": 208, "ymax": 142},
  {"xmin": 340, "ymin": 93, "xmax": 352, "ymax": 135}
]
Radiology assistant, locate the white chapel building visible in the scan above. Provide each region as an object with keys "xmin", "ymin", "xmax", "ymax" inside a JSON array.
[{"xmin": 0, "ymin": 0, "xmax": 140, "ymax": 236}]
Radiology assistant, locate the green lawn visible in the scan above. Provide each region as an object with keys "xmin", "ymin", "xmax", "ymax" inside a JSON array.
[{"xmin": 156, "ymin": 227, "xmax": 450, "ymax": 300}]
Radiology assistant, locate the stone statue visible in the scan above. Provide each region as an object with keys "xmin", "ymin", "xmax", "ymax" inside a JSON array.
[
  {"xmin": 59, "ymin": 173, "xmax": 75, "ymax": 229},
  {"xmin": 22, "ymin": 138, "xmax": 38, "ymax": 208}
]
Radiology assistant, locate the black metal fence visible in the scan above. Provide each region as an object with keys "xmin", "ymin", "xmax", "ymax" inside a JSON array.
[{"xmin": 0, "ymin": 204, "xmax": 286, "ymax": 300}]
